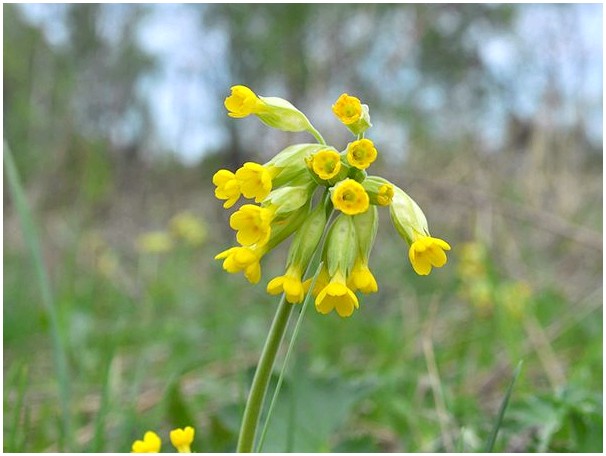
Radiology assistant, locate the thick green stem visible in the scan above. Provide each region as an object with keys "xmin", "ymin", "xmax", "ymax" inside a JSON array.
[{"xmin": 236, "ymin": 295, "xmax": 294, "ymax": 452}]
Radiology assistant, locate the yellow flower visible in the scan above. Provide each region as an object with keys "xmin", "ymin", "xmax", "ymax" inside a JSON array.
[
  {"xmin": 215, "ymin": 246, "xmax": 265, "ymax": 283},
  {"xmin": 224, "ymin": 85, "xmax": 265, "ymax": 118},
  {"xmin": 170, "ymin": 212, "xmax": 207, "ymax": 247},
  {"xmin": 315, "ymin": 270, "xmax": 359, "ymax": 318},
  {"xmin": 267, "ymin": 265, "xmax": 306, "ymax": 304},
  {"xmin": 408, "ymin": 234, "xmax": 451, "ymax": 275},
  {"xmin": 235, "ymin": 162, "xmax": 277, "ymax": 203},
  {"xmin": 332, "ymin": 93, "xmax": 362, "ymax": 125},
  {"xmin": 309, "ymin": 149, "xmax": 342, "ymax": 180},
  {"xmin": 346, "ymin": 139, "xmax": 377, "ymax": 170},
  {"xmin": 213, "ymin": 169, "xmax": 241, "ymax": 209},
  {"xmin": 132, "ymin": 431, "xmax": 162, "ymax": 453},
  {"xmin": 170, "ymin": 426, "xmax": 195, "ymax": 453},
  {"xmin": 331, "ymin": 179, "xmax": 369, "ymax": 215},
  {"xmin": 377, "ymin": 184, "xmax": 394, "ymax": 206},
  {"xmin": 135, "ymin": 232, "xmax": 173, "ymax": 254},
  {"xmin": 229, "ymin": 204, "xmax": 274, "ymax": 246},
  {"xmin": 347, "ymin": 259, "xmax": 378, "ymax": 294}
]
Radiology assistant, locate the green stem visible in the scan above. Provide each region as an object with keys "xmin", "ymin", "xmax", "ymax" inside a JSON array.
[
  {"xmin": 236, "ymin": 294, "xmax": 294, "ymax": 452},
  {"xmin": 307, "ymin": 125, "xmax": 326, "ymax": 145},
  {"xmin": 4, "ymin": 141, "xmax": 73, "ymax": 450}
]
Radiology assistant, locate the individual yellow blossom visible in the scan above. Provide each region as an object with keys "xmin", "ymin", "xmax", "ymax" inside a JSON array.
[
  {"xmin": 408, "ymin": 234, "xmax": 451, "ymax": 276},
  {"xmin": 215, "ymin": 246, "xmax": 266, "ymax": 284},
  {"xmin": 361, "ymin": 176, "xmax": 394, "ymax": 206},
  {"xmin": 132, "ymin": 431, "xmax": 162, "ymax": 453},
  {"xmin": 309, "ymin": 149, "xmax": 342, "ymax": 180},
  {"xmin": 332, "ymin": 93, "xmax": 362, "ymax": 125},
  {"xmin": 315, "ymin": 270, "xmax": 359, "ymax": 318},
  {"xmin": 331, "ymin": 179, "xmax": 370, "ymax": 215},
  {"xmin": 224, "ymin": 85, "xmax": 266, "ymax": 118},
  {"xmin": 267, "ymin": 265, "xmax": 306, "ymax": 304},
  {"xmin": 235, "ymin": 162, "xmax": 278, "ymax": 203},
  {"xmin": 347, "ymin": 259, "xmax": 378, "ymax": 294},
  {"xmin": 135, "ymin": 231, "xmax": 173, "ymax": 254},
  {"xmin": 213, "ymin": 169, "xmax": 241, "ymax": 209},
  {"xmin": 346, "ymin": 139, "xmax": 377, "ymax": 170},
  {"xmin": 377, "ymin": 184, "xmax": 394, "ymax": 206},
  {"xmin": 170, "ymin": 212, "xmax": 207, "ymax": 247},
  {"xmin": 170, "ymin": 426, "xmax": 195, "ymax": 453},
  {"xmin": 229, "ymin": 204, "xmax": 274, "ymax": 246}
]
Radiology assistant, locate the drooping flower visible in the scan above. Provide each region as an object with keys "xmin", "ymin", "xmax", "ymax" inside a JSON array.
[
  {"xmin": 235, "ymin": 162, "xmax": 278, "ymax": 203},
  {"xmin": 346, "ymin": 138, "xmax": 377, "ymax": 170},
  {"xmin": 348, "ymin": 206, "xmax": 379, "ymax": 294},
  {"xmin": 131, "ymin": 431, "xmax": 162, "ymax": 453},
  {"xmin": 309, "ymin": 149, "xmax": 342, "ymax": 180},
  {"xmin": 315, "ymin": 270, "xmax": 359, "ymax": 317},
  {"xmin": 224, "ymin": 85, "xmax": 266, "ymax": 118},
  {"xmin": 347, "ymin": 259, "xmax": 378, "ymax": 294},
  {"xmin": 229, "ymin": 204, "xmax": 274, "ymax": 246},
  {"xmin": 215, "ymin": 246, "xmax": 265, "ymax": 284},
  {"xmin": 170, "ymin": 426, "xmax": 195, "ymax": 453},
  {"xmin": 267, "ymin": 200, "xmax": 328, "ymax": 304},
  {"xmin": 408, "ymin": 234, "xmax": 451, "ymax": 276},
  {"xmin": 212, "ymin": 169, "xmax": 241, "ymax": 209},
  {"xmin": 331, "ymin": 178, "xmax": 370, "ymax": 215}
]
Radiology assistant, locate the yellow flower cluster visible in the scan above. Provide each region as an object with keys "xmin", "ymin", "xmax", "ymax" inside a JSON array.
[
  {"xmin": 214, "ymin": 86, "xmax": 450, "ymax": 317},
  {"xmin": 131, "ymin": 426, "xmax": 195, "ymax": 453},
  {"xmin": 136, "ymin": 212, "xmax": 208, "ymax": 254}
]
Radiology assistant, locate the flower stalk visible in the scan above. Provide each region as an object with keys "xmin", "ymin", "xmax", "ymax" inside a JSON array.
[{"xmin": 236, "ymin": 294, "xmax": 293, "ymax": 453}]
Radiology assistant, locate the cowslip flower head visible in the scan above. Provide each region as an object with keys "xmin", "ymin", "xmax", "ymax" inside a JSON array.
[
  {"xmin": 225, "ymin": 85, "xmax": 315, "ymax": 133},
  {"xmin": 309, "ymin": 149, "xmax": 342, "ymax": 181},
  {"xmin": 136, "ymin": 232, "xmax": 173, "ymax": 254},
  {"xmin": 332, "ymin": 93, "xmax": 372, "ymax": 136},
  {"xmin": 132, "ymin": 431, "xmax": 162, "ymax": 453},
  {"xmin": 170, "ymin": 426, "xmax": 195, "ymax": 453},
  {"xmin": 213, "ymin": 169, "xmax": 241, "ymax": 208},
  {"xmin": 362, "ymin": 176, "xmax": 394, "ymax": 206},
  {"xmin": 409, "ymin": 235, "xmax": 451, "ymax": 276},
  {"xmin": 236, "ymin": 162, "xmax": 278, "ymax": 203},
  {"xmin": 346, "ymin": 138, "xmax": 377, "ymax": 170},
  {"xmin": 229, "ymin": 204, "xmax": 274, "ymax": 246},
  {"xmin": 331, "ymin": 178, "xmax": 370, "ymax": 215},
  {"xmin": 169, "ymin": 212, "xmax": 207, "ymax": 247}
]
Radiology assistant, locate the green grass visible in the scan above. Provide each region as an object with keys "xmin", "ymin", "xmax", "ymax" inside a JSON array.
[{"xmin": 4, "ymin": 166, "xmax": 603, "ymax": 453}]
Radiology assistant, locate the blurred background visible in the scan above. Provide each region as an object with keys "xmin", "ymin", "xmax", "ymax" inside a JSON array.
[{"xmin": 4, "ymin": 3, "xmax": 602, "ymax": 452}]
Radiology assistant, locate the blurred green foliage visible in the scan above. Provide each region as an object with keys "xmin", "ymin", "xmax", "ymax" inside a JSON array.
[{"xmin": 4, "ymin": 3, "xmax": 602, "ymax": 453}]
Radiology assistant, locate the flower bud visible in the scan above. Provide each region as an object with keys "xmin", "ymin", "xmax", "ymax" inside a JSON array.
[{"xmin": 362, "ymin": 176, "xmax": 395, "ymax": 206}]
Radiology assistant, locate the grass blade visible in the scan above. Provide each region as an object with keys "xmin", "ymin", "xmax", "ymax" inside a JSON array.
[
  {"xmin": 4, "ymin": 141, "xmax": 73, "ymax": 450},
  {"xmin": 484, "ymin": 360, "xmax": 524, "ymax": 452},
  {"xmin": 255, "ymin": 261, "xmax": 323, "ymax": 453}
]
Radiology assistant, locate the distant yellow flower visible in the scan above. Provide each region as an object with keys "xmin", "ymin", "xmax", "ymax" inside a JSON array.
[
  {"xmin": 170, "ymin": 212, "xmax": 207, "ymax": 247},
  {"xmin": 331, "ymin": 179, "xmax": 369, "ymax": 215},
  {"xmin": 235, "ymin": 162, "xmax": 277, "ymax": 203},
  {"xmin": 332, "ymin": 93, "xmax": 362, "ymax": 125},
  {"xmin": 229, "ymin": 204, "xmax": 273, "ymax": 246},
  {"xmin": 346, "ymin": 139, "xmax": 377, "ymax": 170},
  {"xmin": 132, "ymin": 431, "xmax": 161, "ymax": 453},
  {"xmin": 408, "ymin": 234, "xmax": 451, "ymax": 275},
  {"xmin": 224, "ymin": 85, "xmax": 265, "ymax": 118},
  {"xmin": 213, "ymin": 169, "xmax": 241, "ymax": 209},
  {"xmin": 170, "ymin": 426, "xmax": 195, "ymax": 453},
  {"xmin": 309, "ymin": 149, "xmax": 342, "ymax": 180},
  {"xmin": 215, "ymin": 246, "xmax": 265, "ymax": 283},
  {"xmin": 267, "ymin": 265, "xmax": 305, "ymax": 304},
  {"xmin": 136, "ymin": 232, "xmax": 173, "ymax": 254},
  {"xmin": 347, "ymin": 259, "xmax": 378, "ymax": 294},
  {"xmin": 315, "ymin": 270, "xmax": 359, "ymax": 318}
]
